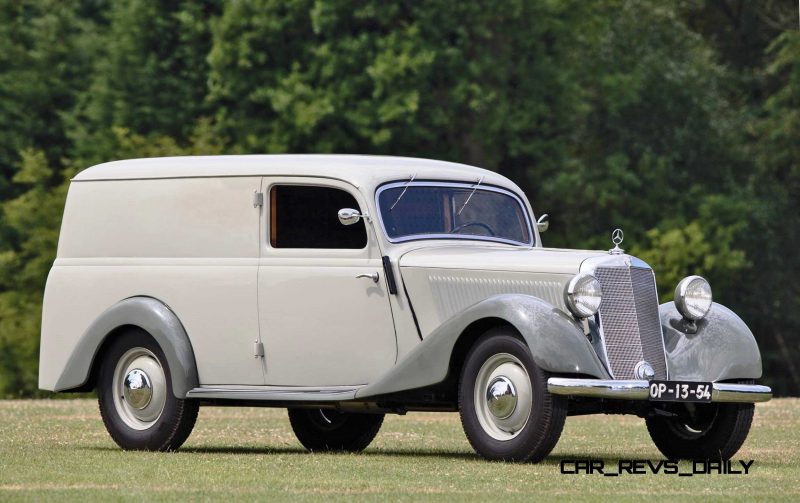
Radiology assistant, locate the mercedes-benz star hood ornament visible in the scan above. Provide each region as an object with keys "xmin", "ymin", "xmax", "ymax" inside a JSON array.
[{"xmin": 609, "ymin": 228, "xmax": 625, "ymax": 255}]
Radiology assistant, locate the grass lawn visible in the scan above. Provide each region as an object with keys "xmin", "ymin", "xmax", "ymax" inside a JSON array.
[{"xmin": 0, "ymin": 398, "xmax": 797, "ymax": 501}]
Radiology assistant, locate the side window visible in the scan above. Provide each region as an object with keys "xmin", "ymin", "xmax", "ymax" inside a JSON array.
[{"xmin": 270, "ymin": 185, "xmax": 367, "ymax": 249}]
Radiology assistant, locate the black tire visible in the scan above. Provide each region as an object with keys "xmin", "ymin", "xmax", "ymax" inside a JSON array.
[
  {"xmin": 98, "ymin": 328, "xmax": 199, "ymax": 451},
  {"xmin": 458, "ymin": 328, "xmax": 567, "ymax": 462},
  {"xmin": 288, "ymin": 408, "xmax": 384, "ymax": 452},
  {"xmin": 646, "ymin": 399, "xmax": 754, "ymax": 461}
]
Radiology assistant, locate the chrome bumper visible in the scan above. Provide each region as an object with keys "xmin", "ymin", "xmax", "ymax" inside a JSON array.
[{"xmin": 547, "ymin": 378, "xmax": 772, "ymax": 403}]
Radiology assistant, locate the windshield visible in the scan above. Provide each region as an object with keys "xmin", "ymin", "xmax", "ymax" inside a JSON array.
[{"xmin": 377, "ymin": 182, "xmax": 533, "ymax": 245}]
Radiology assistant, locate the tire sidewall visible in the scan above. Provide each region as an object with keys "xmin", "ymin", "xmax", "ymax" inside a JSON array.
[
  {"xmin": 98, "ymin": 329, "xmax": 180, "ymax": 450},
  {"xmin": 647, "ymin": 401, "xmax": 754, "ymax": 460},
  {"xmin": 459, "ymin": 330, "xmax": 554, "ymax": 460}
]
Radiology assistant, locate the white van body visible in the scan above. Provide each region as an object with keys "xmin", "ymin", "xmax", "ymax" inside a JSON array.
[
  {"xmin": 39, "ymin": 154, "xmax": 769, "ymax": 461},
  {"xmin": 40, "ymin": 155, "xmax": 524, "ymax": 393}
]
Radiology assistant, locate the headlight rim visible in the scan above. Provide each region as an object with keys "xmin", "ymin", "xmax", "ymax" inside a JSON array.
[
  {"xmin": 674, "ymin": 275, "xmax": 713, "ymax": 321},
  {"xmin": 564, "ymin": 273, "xmax": 603, "ymax": 319}
]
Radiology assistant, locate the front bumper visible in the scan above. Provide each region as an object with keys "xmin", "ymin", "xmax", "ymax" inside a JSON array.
[{"xmin": 547, "ymin": 378, "xmax": 772, "ymax": 403}]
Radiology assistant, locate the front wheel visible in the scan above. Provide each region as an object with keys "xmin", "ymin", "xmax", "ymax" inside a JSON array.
[
  {"xmin": 288, "ymin": 408, "xmax": 384, "ymax": 452},
  {"xmin": 646, "ymin": 400, "xmax": 754, "ymax": 460},
  {"xmin": 97, "ymin": 328, "xmax": 198, "ymax": 451},
  {"xmin": 458, "ymin": 328, "xmax": 566, "ymax": 462}
]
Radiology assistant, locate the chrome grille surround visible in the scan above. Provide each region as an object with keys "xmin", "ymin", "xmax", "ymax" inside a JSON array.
[{"xmin": 582, "ymin": 255, "xmax": 668, "ymax": 380}]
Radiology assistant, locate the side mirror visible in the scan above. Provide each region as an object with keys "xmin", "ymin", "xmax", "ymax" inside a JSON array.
[
  {"xmin": 537, "ymin": 213, "xmax": 549, "ymax": 233},
  {"xmin": 338, "ymin": 208, "xmax": 370, "ymax": 226}
]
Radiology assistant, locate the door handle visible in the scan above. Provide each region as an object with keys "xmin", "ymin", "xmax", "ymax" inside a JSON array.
[{"xmin": 356, "ymin": 272, "xmax": 379, "ymax": 283}]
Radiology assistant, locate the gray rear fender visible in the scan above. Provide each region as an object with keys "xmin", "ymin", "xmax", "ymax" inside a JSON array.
[
  {"xmin": 661, "ymin": 302, "xmax": 762, "ymax": 381},
  {"xmin": 356, "ymin": 294, "xmax": 609, "ymax": 399},
  {"xmin": 54, "ymin": 297, "xmax": 199, "ymax": 398}
]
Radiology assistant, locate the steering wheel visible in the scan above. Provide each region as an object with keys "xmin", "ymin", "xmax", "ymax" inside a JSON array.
[{"xmin": 449, "ymin": 221, "xmax": 496, "ymax": 236}]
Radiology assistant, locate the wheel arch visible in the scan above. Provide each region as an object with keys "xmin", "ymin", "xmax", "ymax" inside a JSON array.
[{"xmin": 53, "ymin": 296, "xmax": 199, "ymax": 398}]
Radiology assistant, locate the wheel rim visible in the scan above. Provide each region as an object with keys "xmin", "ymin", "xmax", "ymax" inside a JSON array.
[
  {"xmin": 474, "ymin": 353, "xmax": 532, "ymax": 441},
  {"xmin": 112, "ymin": 348, "xmax": 167, "ymax": 430}
]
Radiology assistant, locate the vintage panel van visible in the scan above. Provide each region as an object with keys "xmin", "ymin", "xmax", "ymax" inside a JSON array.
[{"xmin": 40, "ymin": 155, "xmax": 771, "ymax": 462}]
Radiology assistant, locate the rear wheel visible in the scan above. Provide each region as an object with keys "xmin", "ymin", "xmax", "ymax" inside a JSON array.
[
  {"xmin": 458, "ymin": 328, "xmax": 566, "ymax": 462},
  {"xmin": 98, "ymin": 328, "xmax": 198, "ymax": 451},
  {"xmin": 646, "ymin": 398, "xmax": 754, "ymax": 460},
  {"xmin": 288, "ymin": 408, "xmax": 384, "ymax": 452}
]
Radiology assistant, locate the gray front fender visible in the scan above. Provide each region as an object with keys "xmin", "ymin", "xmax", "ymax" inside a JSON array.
[
  {"xmin": 661, "ymin": 302, "xmax": 762, "ymax": 382},
  {"xmin": 356, "ymin": 294, "xmax": 609, "ymax": 399},
  {"xmin": 53, "ymin": 297, "xmax": 199, "ymax": 398}
]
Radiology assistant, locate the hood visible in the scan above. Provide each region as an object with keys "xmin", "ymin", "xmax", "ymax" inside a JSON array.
[
  {"xmin": 397, "ymin": 244, "xmax": 607, "ymax": 337},
  {"xmin": 398, "ymin": 244, "xmax": 606, "ymax": 275}
]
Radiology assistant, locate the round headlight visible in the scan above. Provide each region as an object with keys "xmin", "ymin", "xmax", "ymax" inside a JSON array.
[
  {"xmin": 564, "ymin": 273, "xmax": 603, "ymax": 318},
  {"xmin": 674, "ymin": 275, "xmax": 713, "ymax": 320}
]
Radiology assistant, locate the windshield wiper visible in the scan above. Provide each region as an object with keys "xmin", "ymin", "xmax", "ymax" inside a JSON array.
[
  {"xmin": 389, "ymin": 173, "xmax": 417, "ymax": 211},
  {"xmin": 457, "ymin": 176, "xmax": 484, "ymax": 215}
]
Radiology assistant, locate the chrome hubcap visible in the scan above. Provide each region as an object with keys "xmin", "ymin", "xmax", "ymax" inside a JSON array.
[
  {"xmin": 474, "ymin": 353, "xmax": 532, "ymax": 441},
  {"xmin": 123, "ymin": 369, "xmax": 152, "ymax": 410},
  {"xmin": 486, "ymin": 376, "xmax": 517, "ymax": 419},
  {"xmin": 112, "ymin": 348, "xmax": 167, "ymax": 430}
]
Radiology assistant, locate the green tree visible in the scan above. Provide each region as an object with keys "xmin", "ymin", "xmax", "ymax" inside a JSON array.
[
  {"xmin": 69, "ymin": 0, "xmax": 222, "ymax": 164},
  {"xmin": 741, "ymin": 31, "xmax": 800, "ymax": 393},
  {"xmin": 539, "ymin": 1, "xmax": 746, "ymax": 250},
  {"xmin": 207, "ymin": 0, "xmax": 588, "ymax": 170},
  {"xmin": 0, "ymin": 0, "xmax": 96, "ymax": 196},
  {"xmin": 0, "ymin": 151, "xmax": 67, "ymax": 394}
]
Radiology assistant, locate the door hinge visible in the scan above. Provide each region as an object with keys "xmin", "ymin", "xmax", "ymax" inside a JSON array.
[
  {"xmin": 253, "ymin": 191, "xmax": 264, "ymax": 208},
  {"xmin": 254, "ymin": 341, "xmax": 264, "ymax": 358}
]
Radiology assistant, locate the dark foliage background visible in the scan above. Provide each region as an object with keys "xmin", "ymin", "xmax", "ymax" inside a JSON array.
[{"xmin": 0, "ymin": 0, "xmax": 797, "ymax": 396}]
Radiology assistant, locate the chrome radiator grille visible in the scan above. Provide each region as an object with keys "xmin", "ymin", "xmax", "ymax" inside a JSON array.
[{"xmin": 594, "ymin": 266, "xmax": 667, "ymax": 380}]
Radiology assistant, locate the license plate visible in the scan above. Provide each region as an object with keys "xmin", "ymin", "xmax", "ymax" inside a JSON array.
[{"xmin": 648, "ymin": 380, "xmax": 712, "ymax": 402}]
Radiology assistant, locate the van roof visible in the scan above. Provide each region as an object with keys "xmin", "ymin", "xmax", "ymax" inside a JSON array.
[{"xmin": 73, "ymin": 155, "xmax": 513, "ymax": 191}]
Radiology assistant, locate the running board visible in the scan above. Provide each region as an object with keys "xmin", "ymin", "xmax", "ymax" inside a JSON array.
[{"xmin": 185, "ymin": 385, "xmax": 362, "ymax": 402}]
